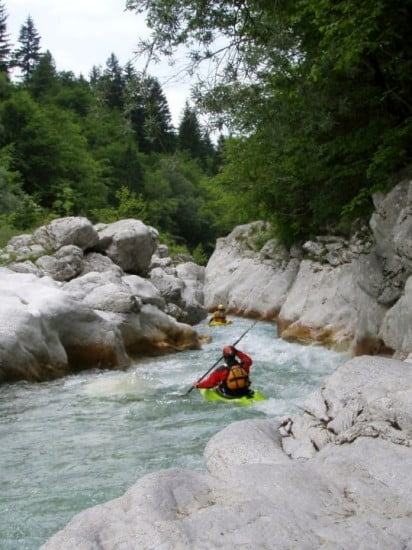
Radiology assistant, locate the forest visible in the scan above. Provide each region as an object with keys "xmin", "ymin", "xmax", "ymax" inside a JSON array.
[{"xmin": 1, "ymin": 0, "xmax": 412, "ymax": 259}]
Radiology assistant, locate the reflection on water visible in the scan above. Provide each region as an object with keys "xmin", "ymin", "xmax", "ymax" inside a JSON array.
[{"xmin": 0, "ymin": 317, "xmax": 347, "ymax": 549}]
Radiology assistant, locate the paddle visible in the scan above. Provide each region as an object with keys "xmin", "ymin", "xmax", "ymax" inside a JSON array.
[{"xmin": 184, "ymin": 320, "xmax": 258, "ymax": 395}]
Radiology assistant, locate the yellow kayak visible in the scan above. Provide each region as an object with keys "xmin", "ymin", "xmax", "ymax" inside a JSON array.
[
  {"xmin": 199, "ymin": 388, "xmax": 266, "ymax": 406},
  {"xmin": 208, "ymin": 319, "xmax": 232, "ymax": 327}
]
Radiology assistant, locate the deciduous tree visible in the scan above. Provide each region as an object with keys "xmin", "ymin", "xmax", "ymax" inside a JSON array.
[{"xmin": 126, "ymin": 0, "xmax": 412, "ymax": 244}]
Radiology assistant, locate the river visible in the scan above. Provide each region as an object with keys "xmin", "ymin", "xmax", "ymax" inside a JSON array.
[{"xmin": 0, "ymin": 317, "xmax": 348, "ymax": 549}]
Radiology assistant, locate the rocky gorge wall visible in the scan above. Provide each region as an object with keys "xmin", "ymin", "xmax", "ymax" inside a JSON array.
[
  {"xmin": 1, "ymin": 178, "xmax": 411, "ymax": 383},
  {"xmin": 204, "ymin": 179, "xmax": 412, "ymax": 360}
]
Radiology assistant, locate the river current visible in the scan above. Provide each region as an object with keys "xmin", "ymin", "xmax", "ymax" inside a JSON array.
[{"xmin": 0, "ymin": 317, "xmax": 348, "ymax": 549}]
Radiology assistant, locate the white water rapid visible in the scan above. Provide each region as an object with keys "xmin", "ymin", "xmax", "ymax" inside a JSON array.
[{"xmin": 0, "ymin": 318, "xmax": 347, "ymax": 549}]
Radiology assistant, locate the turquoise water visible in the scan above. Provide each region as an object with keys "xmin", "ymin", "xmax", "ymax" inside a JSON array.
[{"xmin": 0, "ymin": 318, "xmax": 347, "ymax": 549}]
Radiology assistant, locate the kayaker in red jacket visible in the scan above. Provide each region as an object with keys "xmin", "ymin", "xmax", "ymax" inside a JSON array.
[{"xmin": 195, "ymin": 345, "xmax": 253, "ymax": 397}]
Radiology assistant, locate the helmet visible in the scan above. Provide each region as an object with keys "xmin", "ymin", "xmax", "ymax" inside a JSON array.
[
  {"xmin": 217, "ymin": 304, "xmax": 225, "ymax": 310},
  {"xmin": 223, "ymin": 345, "xmax": 235, "ymax": 357}
]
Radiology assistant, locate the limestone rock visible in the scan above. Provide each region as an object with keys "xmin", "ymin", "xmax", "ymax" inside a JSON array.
[
  {"xmin": 32, "ymin": 216, "xmax": 99, "ymax": 252},
  {"xmin": 0, "ymin": 269, "xmax": 129, "ymax": 383},
  {"xmin": 95, "ymin": 218, "xmax": 158, "ymax": 275},
  {"xmin": 35, "ymin": 245, "xmax": 84, "ymax": 281},
  {"xmin": 379, "ymin": 275, "xmax": 412, "ymax": 354},
  {"xmin": 0, "ymin": 216, "xmax": 203, "ymax": 383},
  {"xmin": 204, "ymin": 221, "xmax": 299, "ymax": 319}
]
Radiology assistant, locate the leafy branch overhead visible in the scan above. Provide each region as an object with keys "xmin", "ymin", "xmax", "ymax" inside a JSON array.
[{"xmin": 126, "ymin": 0, "xmax": 412, "ymax": 244}]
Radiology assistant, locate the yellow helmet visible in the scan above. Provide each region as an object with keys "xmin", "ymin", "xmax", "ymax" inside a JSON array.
[{"xmin": 217, "ymin": 304, "xmax": 225, "ymax": 310}]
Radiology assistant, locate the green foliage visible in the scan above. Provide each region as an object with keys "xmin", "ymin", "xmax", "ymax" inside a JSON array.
[
  {"xmin": 124, "ymin": 74, "xmax": 176, "ymax": 154},
  {"xmin": 52, "ymin": 184, "xmax": 76, "ymax": 217},
  {"xmin": 340, "ymin": 187, "xmax": 375, "ymax": 233},
  {"xmin": 6, "ymin": 194, "xmax": 48, "ymax": 230},
  {"xmin": 0, "ymin": 1, "xmax": 11, "ymax": 73},
  {"xmin": 200, "ymin": 137, "xmax": 266, "ymax": 237},
  {"xmin": 27, "ymin": 50, "xmax": 58, "ymax": 100},
  {"xmin": 191, "ymin": 243, "xmax": 208, "ymax": 265},
  {"xmin": 158, "ymin": 232, "xmax": 191, "ymax": 258},
  {"xmin": 177, "ymin": 101, "xmax": 218, "ymax": 174},
  {"xmin": 0, "ymin": 144, "xmax": 24, "ymax": 213},
  {"xmin": 0, "ymin": 219, "xmax": 14, "ymax": 247},
  {"xmin": 0, "ymin": 143, "xmax": 49, "ymax": 238},
  {"xmin": 141, "ymin": 152, "xmax": 218, "ymax": 250},
  {"xmin": 367, "ymin": 120, "xmax": 412, "ymax": 187},
  {"xmin": 6, "ymin": 0, "xmax": 412, "ymax": 260},
  {"xmin": 102, "ymin": 53, "xmax": 125, "ymax": 110},
  {"xmin": 0, "ymin": 90, "xmax": 107, "ymax": 213},
  {"xmin": 178, "ymin": 103, "xmax": 203, "ymax": 157},
  {"xmin": 251, "ymin": 226, "xmax": 275, "ymax": 252},
  {"xmin": 91, "ymin": 186, "xmax": 148, "ymax": 223},
  {"xmin": 53, "ymin": 72, "xmax": 91, "ymax": 117},
  {"xmin": 12, "ymin": 15, "xmax": 41, "ymax": 80},
  {"xmin": 126, "ymin": 0, "xmax": 412, "ymax": 245}
]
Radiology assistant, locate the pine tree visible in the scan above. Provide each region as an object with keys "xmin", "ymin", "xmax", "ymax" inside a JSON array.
[
  {"xmin": 0, "ymin": 2, "xmax": 11, "ymax": 73},
  {"xmin": 141, "ymin": 76, "xmax": 175, "ymax": 153},
  {"xmin": 101, "ymin": 53, "xmax": 124, "ymax": 110},
  {"xmin": 89, "ymin": 65, "xmax": 101, "ymax": 86},
  {"xmin": 13, "ymin": 15, "xmax": 41, "ymax": 80},
  {"xmin": 178, "ymin": 102, "xmax": 204, "ymax": 159},
  {"xmin": 28, "ymin": 50, "xmax": 57, "ymax": 99},
  {"xmin": 126, "ymin": 74, "xmax": 175, "ymax": 153},
  {"xmin": 123, "ymin": 61, "xmax": 136, "ymax": 82}
]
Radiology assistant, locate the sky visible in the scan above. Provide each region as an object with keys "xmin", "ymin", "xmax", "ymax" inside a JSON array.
[{"xmin": 6, "ymin": 0, "xmax": 194, "ymax": 127}]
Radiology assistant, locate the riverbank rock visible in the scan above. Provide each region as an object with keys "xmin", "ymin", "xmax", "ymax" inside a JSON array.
[
  {"xmin": 204, "ymin": 179, "xmax": 412, "ymax": 357},
  {"xmin": 204, "ymin": 220, "xmax": 300, "ymax": 319},
  {"xmin": 150, "ymin": 261, "xmax": 207, "ymax": 325},
  {"xmin": 0, "ymin": 269, "xmax": 129, "ymax": 383},
  {"xmin": 41, "ymin": 355, "xmax": 412, "ymax": 550},
  {"xmin": 0, "ymin": 217, "xmax": 204, "ymax": 384}
]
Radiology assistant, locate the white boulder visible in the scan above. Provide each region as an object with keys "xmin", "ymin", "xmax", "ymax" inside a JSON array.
[{"xmin": 96, "ymin": 219, "xmax": 158, "ymax": 275}]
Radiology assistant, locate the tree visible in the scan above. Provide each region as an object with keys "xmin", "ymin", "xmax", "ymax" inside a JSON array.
[
  {"xmin": 0, "ymin": 144, "xmax": 46, "ymax": 232},
  {"xmin": 0, "ymin": 144, "xmax": 24, "ymax": 214},
  {"xmin": 27, "ymin": 50, "xmax": 58, "ymax": 99},
  {"xmin": 91, "ymin": 186, "xmax": 148, "ymax": 224},
  {"xmin": 0, "ymin": 90, "xmax": 107, "ymax": 213},
  {"xmin": 13, "ymin": 15, "xmax": 41, "ymax": 80},
  {"xmin": 141, "ymin": 153, "xmax": 216, "ymax": 249},
  {"xmin": 53, "ymin": 72, "xmax": 92, "ymax": 117},
  {"xmin": 178, "ymin": 102, "xmax": 216, "ymax": 172},
  {"xmin": 123, "ymin": 61, "xmax": 137, "ymax": 82},
  {"xmin": 101, "ymin": 53, "xmax": 125, "ymax": 110},
  {"xmin": 125, "ymin": 74, "xmax": 175, "ymax": 153},
  {"xmin": 178, "ymin": 102, "xmax": 203, "ymax": 158},
  {"xmin": 126, "ymin": 0, "xmax": 412, "ymax": 244},
  {"xmin": 89, "ymin": 65, "xmax": 101, "ymax": 86},
  {"xmin": 0, "ymin": 2, "xmax": 11, "ymax": 74}
]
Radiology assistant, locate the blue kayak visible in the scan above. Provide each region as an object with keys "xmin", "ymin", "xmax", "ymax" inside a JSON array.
[{"xmin": 199, "ymin": 388, "xmax": 266, "ymax": 406}]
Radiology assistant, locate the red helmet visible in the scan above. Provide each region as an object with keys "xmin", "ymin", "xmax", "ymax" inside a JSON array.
[{"xmin": 223, "ymin": 345, "xmax": 235, "ymax": 357}]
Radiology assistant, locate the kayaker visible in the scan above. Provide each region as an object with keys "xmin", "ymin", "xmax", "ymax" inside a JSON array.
[
  {"xmin": 208, "ymin": 304, "xmax": 228, "ymax": 325},
  {"xmin": 195, "ymin": 345, "xmax": 254, "ymax": 398}
]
